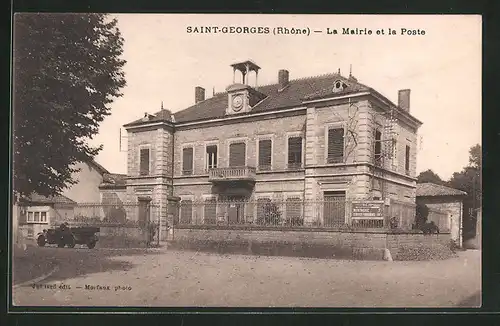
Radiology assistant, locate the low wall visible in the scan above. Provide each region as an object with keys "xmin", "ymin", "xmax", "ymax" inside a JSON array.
[
  {"xmin": 18, "ymin": 224, "xmax": 150, "ymax": 248},
  {"xmin": 96, "ymin": 225, "xmax": 149, "ymax": 248},
  {"xmin": 173, "ymin": 227, "xmax": 388, "ymax": 248},
  {"xmin": 170, "ymin": 226, "xmax": 452, "ymax": 260}
]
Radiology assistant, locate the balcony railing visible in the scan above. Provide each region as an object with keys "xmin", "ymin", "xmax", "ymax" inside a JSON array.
[{"xmin": 208, "ymin": 166, "xmax": 257, "ymax": 182}]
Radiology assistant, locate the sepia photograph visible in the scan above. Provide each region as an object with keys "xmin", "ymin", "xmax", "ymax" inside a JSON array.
[{"xmin": 11, "ymin": 13, "xmax": 481, "ymax": 308}]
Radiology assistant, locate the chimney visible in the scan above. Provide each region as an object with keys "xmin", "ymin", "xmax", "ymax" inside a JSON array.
[
  {"xmin": 398, "ymin": 89, "xmax": 411, "ymax": 112},
  {"xmin": 195, "ymin": 86, "xmax": 205, "ymax": 104},
  {"xmin": 278, "ymin": 70, "xmax": 289, "ymax": 90}
]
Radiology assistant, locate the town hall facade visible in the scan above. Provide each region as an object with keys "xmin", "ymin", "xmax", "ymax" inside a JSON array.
[{"xmin": 123, "ymin": 60, "xmax": 422, "ymax": 227}]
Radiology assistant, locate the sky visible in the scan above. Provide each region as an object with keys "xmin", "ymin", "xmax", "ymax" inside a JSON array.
[{"xmin": 89, "ymin": 14, "xmax": 481, "ymax": 180}]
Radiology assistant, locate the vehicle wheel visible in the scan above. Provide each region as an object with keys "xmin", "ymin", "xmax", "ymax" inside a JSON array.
[
  {"xmin": 87, "ymin": 241, "xmax": 96, "ymax": 249},
  {"xmin": 37, "ymin": 235, "xmax": 46, "ymax": 247}
]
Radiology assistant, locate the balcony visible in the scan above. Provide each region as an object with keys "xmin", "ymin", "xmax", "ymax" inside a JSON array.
[{"xmin": 208, "ymin": 166, "xmax": 257, "ymax": 183}]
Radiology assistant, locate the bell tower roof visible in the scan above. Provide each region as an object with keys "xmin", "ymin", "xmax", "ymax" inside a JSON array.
[
  {"xmin": 230, "ymin": 60, "xmax": 261, "ymax": 73},
  {"xmin": 230, "ymin": 60, "xmax": 261, "ymax": 87}
]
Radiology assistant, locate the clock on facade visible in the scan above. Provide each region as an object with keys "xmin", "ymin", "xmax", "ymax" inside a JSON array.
[{"xmin": 232, "ymin": 95, "xmax": 243, "ymax": 111}]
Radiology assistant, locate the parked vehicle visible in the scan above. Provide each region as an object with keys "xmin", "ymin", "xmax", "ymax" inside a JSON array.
[{"xmin": 36, "ymin": 223, "xmax": 100, "ymax": 249}]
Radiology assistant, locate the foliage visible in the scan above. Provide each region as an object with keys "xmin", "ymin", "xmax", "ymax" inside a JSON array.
[
  {"xmin": 415, "ymin": 202, "xmax": 429, "ymax": 227},
  {"xmin": 13, "ymin": 13, "xmax": 126, "ymax": 199},
  {"xmin": 395, "ymin": 243, "xmax": 456, "ymax": 261},
  {"xmin": 285, "ymin": 216, "xmax": 304, "ymax": 227},
  {"xmin": 447, "ymin": 144, "xmax": 481, "ymax": 238},
  {"xmin": 256, "ymin": 202, "xmax": 283, "ymax": 226},
  {"xmin": 417, "ymin": 169, "xmax": 446, "ymax": 185}
]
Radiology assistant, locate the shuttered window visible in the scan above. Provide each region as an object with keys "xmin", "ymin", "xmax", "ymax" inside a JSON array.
[
  {"xmin": 229, "ymin": 142, "xmax": 246, "ymax": 167},
  {"xmin": 258, "ymin": 139, "xmax": 272, "ymax": 171},
  {"xmin": 374, "ymin": 130, "xmax": 382, "ymax": 165},
  {"xmin": 405, "ymin": 145, "xmax": 410, "ymax": 174},
  {"xmin": 139, "ymin": 148, "xmax": 150, "ymax": 175},
  {"xmin": 327, "ymin": 128, "xmax": 344, "ymax": 163},
  {"xmin": 182, "ymin": 147, "xmax": 194, "ymax": 175},
  {"xmin": 287, "ymin": 136, "xmax": 302, "ymax": 169}
]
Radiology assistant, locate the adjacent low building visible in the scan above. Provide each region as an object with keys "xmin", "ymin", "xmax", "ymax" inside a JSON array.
[
  {"xmin": 17, "ymin": 193, "xmax": 77, "ymax": 239},
  {"xmin": 416, "ymin": 182, "xmax": 467, "ymax": 246}
]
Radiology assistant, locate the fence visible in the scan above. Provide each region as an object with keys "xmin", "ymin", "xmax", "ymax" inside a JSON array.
[
  {"xmin": 171, "ymin": 199, "xmax": 418, "ymax": 230},
  {"xmin": 50, "ymin": 202, "xmax": 161, "ymax": 248},
  {"xmin": 387, "ymin": 200, "xmax": 417, "ymax": 230}
]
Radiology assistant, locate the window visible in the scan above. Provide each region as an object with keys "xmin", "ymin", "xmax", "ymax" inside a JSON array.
[
  {"xmin": 405, "ymin": 145, "xmax": 411, "ymax": 174},
  {"xmin": 206, "ymin": 145, "xmax": 218, "ymax": 170},
  {"xmin": 258, "ymin": 139, "xmax": 272, "ymax": 171},
  {"xmin": 203, "ymin": 198, "xmax": 217, "ymax": 224},
  {"xmin": 229, "ymin": 142, "xmax": 246, "ymax": 167},
  {"xmin": 41, "ymin": 212, "xmax": 47, "ymax": 223},
  {"xmin": 287, "ymin": 136, "xmax": 302, "ymax": 169},
  {"xmin": 180, "ymin": 200, "xmax": 193, "ymax": 224},
  {"xmin": 327, "ymin": 127, "xmax": 344, "ymax": 163},
  {"xmin": 392, "ymin": 139, "xmax": 398, "ymax": 170},
  {"xmin": 139, "ymin": 148, "xmax": 150, "ymax": 175},
  {"xmin": 34, "ymin": 212, "xmax": 40, "ymax": 222},
  {"xmin": 182, "ymin": 147, "xmax": 194, "ymax": 175},
  {"xmin": 27, "ymin": 211, "xmax": 33, "ymax": 222},
  {"xmin": 374, "ymin": 129, "xmax": 382, "ymax": 165}
]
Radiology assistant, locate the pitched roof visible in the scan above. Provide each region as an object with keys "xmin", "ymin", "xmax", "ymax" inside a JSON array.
[
  {"xmin": 416, "ymin": 183, "xmax": 467, "ymax": 197},
  {"xmin": 124, "ymin": 73, "xmax": 378, "ymax": 126},
  {"xmin": 24, "ymin": 193, "xmax": 77, "ymax": 205},
  {"xmin": 87, "ymin": 159, "xmax": 110, "ymax": 175},
  {"xmin": 102, "ymin": 173, "xmax": 127, "ymax": 186}
]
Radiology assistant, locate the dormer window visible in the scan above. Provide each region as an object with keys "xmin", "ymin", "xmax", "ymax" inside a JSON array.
[{"xmin": 332, "ymin": 80, "xmax": 348, "ymax": 93}]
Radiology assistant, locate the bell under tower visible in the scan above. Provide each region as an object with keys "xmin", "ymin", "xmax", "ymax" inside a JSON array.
[{"xmin": 225, "ymin": 60, "xmax": 267, "ymax": 115}]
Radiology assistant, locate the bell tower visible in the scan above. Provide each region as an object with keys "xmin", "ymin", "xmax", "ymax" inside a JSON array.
[{"xmin": 226, "ymin": 60, "xmax": 267, "ymax": 115}]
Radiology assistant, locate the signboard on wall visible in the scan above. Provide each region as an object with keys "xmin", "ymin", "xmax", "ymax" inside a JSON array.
[{"xmin": 351, "ymin": 201, "xmax": 384, "ymax": 219}]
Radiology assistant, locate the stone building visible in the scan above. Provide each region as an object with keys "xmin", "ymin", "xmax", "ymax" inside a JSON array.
[
  {"xmin": 416, "ymin": 182, "xmax": 467, "ymax": 246},
  {"xmin": 123, "ymin": 60, "xmax": 422, "ymax": 227}
]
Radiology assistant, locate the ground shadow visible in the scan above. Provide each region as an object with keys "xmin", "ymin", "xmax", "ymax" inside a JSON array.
[
  {"xmin": 456, "ymin": 291, "xmax": 481, "ymax": 307},
  {"xmin": 12, "ymin": 244, "xmax": 165, "ymax": 285}
]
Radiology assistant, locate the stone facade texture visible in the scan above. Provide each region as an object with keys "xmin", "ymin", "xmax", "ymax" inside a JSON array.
[{"xmin": 123, "ymin": 68, "xmax": 422, "ymax": 232}]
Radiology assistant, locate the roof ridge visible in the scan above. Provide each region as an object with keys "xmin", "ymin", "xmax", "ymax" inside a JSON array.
[{"xmin": 251, "ymin": 72, "xmax": 342, "ymax": 89}]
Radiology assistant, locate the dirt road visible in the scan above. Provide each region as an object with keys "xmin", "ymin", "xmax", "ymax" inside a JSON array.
[{"xmin": 12, "ymin": 247, "xmax": 481, "ymax": 307}]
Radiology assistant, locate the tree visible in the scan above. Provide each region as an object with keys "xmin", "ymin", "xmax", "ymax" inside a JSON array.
[
  {"xmin": 13, "ymin": 13, "xmax": 126, "ymax": 199},
  {"xmin": 448, "ymin": 144, "xmax": 481, "ymax": 239},
  {"xmin": 468, "ymin": 144, "xmax": 481, "ymax": 169},
  {"xmin": 415, "ymin": 202, "xmax": 429, "ymax": 228},
  {"xmin": 417, "ymin": 169, "xmax": 445, "ymax": 185}
]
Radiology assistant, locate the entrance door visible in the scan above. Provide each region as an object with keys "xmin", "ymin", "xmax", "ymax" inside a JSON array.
[
  {"xmin": 323, "ymin": 191, "xmax": 346, "ymax": 227},
  {"xmin": 227, "ymin": 196, "xmax": 244, "ymax": 224}
]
